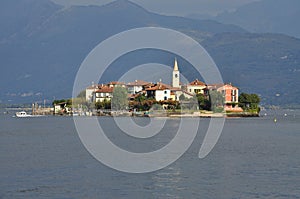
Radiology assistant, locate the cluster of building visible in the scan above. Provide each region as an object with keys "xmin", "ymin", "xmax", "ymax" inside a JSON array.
[{"xmin": 85, "ymin": 59, "xmax": 243, "ymax": 112}]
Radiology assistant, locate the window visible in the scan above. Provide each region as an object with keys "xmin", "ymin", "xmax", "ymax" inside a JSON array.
[
  {"xmin": 232, "ymin": 89, "xmax": 237, "ymax": 96},
  {"xmin": 164, "ymin": 90, "xmax": 167, "ymax": 94},
  {"xmin": 195, "ymin": 89, "xmax": 201, "ymax": 94},
  {"xmin": 164, "ymin": 96, "xmax": 167, "ymax": 100},
  {"xmin": 232, "ymin": 96, "xmax": 236, "ymax": 102}
]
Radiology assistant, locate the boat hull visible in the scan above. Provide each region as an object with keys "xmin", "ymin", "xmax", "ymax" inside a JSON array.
[{"xmin": 15, "ymin": 111, "xmax": 32, "ymax": 118}]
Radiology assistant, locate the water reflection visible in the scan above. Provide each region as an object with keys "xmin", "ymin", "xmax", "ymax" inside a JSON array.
[{"xmin": 151, "ymin": 166, "xmax": 184, "ymax": 199}]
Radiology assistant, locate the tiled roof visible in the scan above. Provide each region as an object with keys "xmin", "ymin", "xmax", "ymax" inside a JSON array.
[
  {"xmin": 207, "ymin": 83, "xmax": 224, "ymax": 89},
  {"xmin": 95, "ymin": 86, "xmax": 114, "ymax": 93},
  {"xmin": 86, "ymin": 84, "xmax": 101, "ymax": 89},
  {"xmin": 127, "ymin": 80, "xmax": 150, "ymax": 86},
  {"xmin": 144, "ymin": 83, "xmax": 155, "ymax": 89},
  {"xmin": 170, "ymin": 87, "xmax": 182, "ymax": 91},
  {"xmin": 108, "ymin": 81, "xmax": 125, "ymax": 85},
  {"xmin": 208, "ymin": 83, "xmax": 238, "ymax": 90},
  {"xmin": 146, "ymin": 83, "xmax": 169, "ymax": 91},
  {"xmin": 189, "ymin": 79, "xmax": 206, "ymax": 86},
  {"xmin": 158, "ymin": 82, "xmax": 172, "ymax": 89}
]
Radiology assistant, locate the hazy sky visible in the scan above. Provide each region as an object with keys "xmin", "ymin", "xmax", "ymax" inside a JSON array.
[{"xmin": 51, "ymin": 0, "xmax": 261, "ymax": 16}]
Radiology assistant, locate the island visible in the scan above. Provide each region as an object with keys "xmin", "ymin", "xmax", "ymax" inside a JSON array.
[{"xmin": 53, "ymin": 58, "xmax": 260, "ymax": 117}]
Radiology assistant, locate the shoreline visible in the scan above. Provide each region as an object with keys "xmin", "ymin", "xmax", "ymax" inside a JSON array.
[
  {"xmin": 2, "ymin": 108, "xmax": 259, "ymax": 118},
  {"xmin": 98, "ymin": 111, "xmax": 259, "ymax": 118}
]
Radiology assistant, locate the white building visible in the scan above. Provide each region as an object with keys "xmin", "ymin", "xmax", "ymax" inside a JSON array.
[
  {"xmin": 127, "ymin": 80, "xmax": 150, "ymax": 94},
  {"xmin": 107, "ymin": 81, "xmax": 126, "ymax": 88},
  {"xmin": 145, "ymin": 83, "xmax": 171, "ymax": 101},
  {"xmin": 93, "ymin": 86, "xmax": 114, "ymax": 102},
  {"xmin": 85, "ymin": 84, "xmax": 99, "ymax": 102},
  {"xmin": 187, "ymin": 79, "xmax": 207, "ymax": 95}
]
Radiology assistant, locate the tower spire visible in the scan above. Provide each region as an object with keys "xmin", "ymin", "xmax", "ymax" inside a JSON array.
[
  {"xmin": 174, "ymin": 57, "xmax": 179, "ymax": 71},
  {"xmin": 172, "ymin": 57, "xmax": 180, "ymax": 88}
]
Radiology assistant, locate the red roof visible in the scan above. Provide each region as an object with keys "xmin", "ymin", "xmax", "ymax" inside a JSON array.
[
  {"xmin": 189, "ymin": 79, "xmax": 206, "ymax": 86},
  {"xmin": 170, "ymin": 87, "xmax": 182, "ymax": 91},
  {"xmin": 127, "ymin": 80, "xmax": 150, "ymax": 86},
  {"xmin": 207, "ymin": 83, "xmax": 224, "ymax": 89},
  {"xmin": 86, "ymin": 84, "xmax": 101, "ymax": 89},
  {"xmin": 108, "ymin": 81, "xmax": 125, "ymax": 85},
  {"xmin": 95, "ymin": 86, "xmax": 114, "ymax": 93},
  {"xmin": 157, "ymin": 82, "xmax": 173, "ymax": 89},
  {"xmin": 146, "ymin": 83, "xmax": 169, "ymax": 91},
  {"xmin": 208, "ymin": 83, "xmax": 238, "ymax": 90}
]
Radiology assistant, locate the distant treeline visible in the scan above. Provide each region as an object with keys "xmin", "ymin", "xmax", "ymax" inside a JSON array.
[{"xmin": 0, "ymin": 103, "xmax": 32, "ymax": 108}]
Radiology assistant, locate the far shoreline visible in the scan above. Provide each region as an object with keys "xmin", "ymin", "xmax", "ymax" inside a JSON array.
[
  {"xmin": 94, "ymin": 110, "xmax": 260, "ymax": 118},
  {"xmin": 0, "ymin": 107, "xmax": 259, "ymax": 118}
]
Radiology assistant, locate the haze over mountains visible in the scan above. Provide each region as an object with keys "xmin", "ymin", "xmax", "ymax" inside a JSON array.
[
  {"xmin": 0, "ymin": 0, "xmax": 299, "ymax": 106},
  {"xmin": 189, "ymin": 0, "xmax": 300, "ymax": 39}
]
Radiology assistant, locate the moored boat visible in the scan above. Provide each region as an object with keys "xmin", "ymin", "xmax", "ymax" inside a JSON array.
[{"xmin": 15, "ymin": 111, "xmax": 32, "ymax": 118}]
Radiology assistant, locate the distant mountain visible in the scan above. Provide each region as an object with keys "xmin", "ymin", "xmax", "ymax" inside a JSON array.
[
  {"xmin": 0, "ymin": 0, "xmax": 62, "ymax": 41},
  {"xmin": 0, "ymin": 0, "xmax": 245, "ymax": 104},
  {"xmin": 0, "ymin": 0, "xmax": 299, "ymax": 106},
  {"xmin": 202, "ymin": 33, "xmax": 300, "ymax": 105},
  {"xmin": 214, "ymin": 0, "xmax": 300, "ymax": 39}
]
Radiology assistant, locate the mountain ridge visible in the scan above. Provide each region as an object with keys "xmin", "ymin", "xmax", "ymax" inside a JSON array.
[
  {"xmin": 0, "ymin": 0, "xmax": 299, "ymax": 106},
  {"xmin": 214, "ymin": 0, "xmax": 300, "ymax": 39}
]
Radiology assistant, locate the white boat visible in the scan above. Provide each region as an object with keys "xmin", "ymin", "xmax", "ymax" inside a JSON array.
[{"xmin": 15, "ymin": 111, "xmax": 32, "ymax": 118}]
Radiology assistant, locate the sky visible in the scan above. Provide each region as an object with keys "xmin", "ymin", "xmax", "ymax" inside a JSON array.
[{"xmin": 51, "ymin": 0, "xmax": 261, "ymax": 16}]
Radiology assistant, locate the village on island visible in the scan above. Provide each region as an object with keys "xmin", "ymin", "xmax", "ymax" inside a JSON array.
[{"xmin": 51, "ymin": 58, "xmax": 260, "ymax": 117}]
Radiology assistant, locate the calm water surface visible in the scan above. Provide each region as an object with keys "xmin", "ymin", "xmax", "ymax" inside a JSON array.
[{"xmin": 0, "ymin": 109, "xmax": 299, "ymax": 198}]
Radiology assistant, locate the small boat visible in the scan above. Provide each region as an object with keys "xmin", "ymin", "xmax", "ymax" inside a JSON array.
[{"xmin": 15, "ymin": 111, "xmax": 32, "ymax": 118}]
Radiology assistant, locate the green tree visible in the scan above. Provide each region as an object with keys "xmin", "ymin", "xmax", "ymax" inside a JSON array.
[
  {"xmin": 135, "ymin": 93, "xmax": 147, "ymax": 102},
  {"xmin": 52, "ymin": 99, "xmax": 72, "ymax": 107},
  {"xmin": 239, "ymin": 93, "xmax": 260, "ymax": 113},
  {"xmin": 209, "ymin": 90, "xmax": 224, "ymax": 112},
  {"xmin": 73, "ymin": 96, "xmax": 93, "ymax": 110},
  {"xmin": 111, "ymin": 87, "xmax": 128, "ymax": 110},
  {"xmin": 179, "ymin": 94, "xmax": 187, "ymax": 101},
  {"xmin": 103, "ymin": 99, "xmax": 111, "ymax": 109},
  {"xmin": 77, "ymin": 90, "xmax": 86, "ymax": 98},
  {"xmin": 95, "ymin": 99, "xmax": 111, "ymax": 110},
  {"xmin": 180, "ymin": 95, "xmax": 198, "ymax": 111},
  {"xmin": 52, "ymin": 99, "xmax": 66, "ymax": 105},
  {"xmin": 95, "ymin": 101, "xmax": 103, "ymax": 110},
  {"xmin": 196, "ymin": 93, "xmax": 210, "ymax": 110}
]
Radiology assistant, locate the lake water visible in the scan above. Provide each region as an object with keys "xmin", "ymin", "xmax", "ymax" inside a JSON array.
[{"xmin": 0, "ymin": 109, "xmax": 299, "ymax": 198}]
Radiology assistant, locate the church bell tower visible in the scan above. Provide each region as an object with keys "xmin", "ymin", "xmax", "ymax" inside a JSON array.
[{"xmin": 172, "ymin": 58, "xmax": 180, "ymax": 88}]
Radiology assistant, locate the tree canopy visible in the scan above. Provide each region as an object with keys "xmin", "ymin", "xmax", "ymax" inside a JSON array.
[
  {"xmin": 209, "ymin": 90, "xmax": 224, "ymax": 112},
  {"xmin": 239, "ymin": 93, "xmax": 260, "ymax": 113},
  {"xmin": 111, "ymin": 87, "xmax": 128, "ymax": 110}
]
